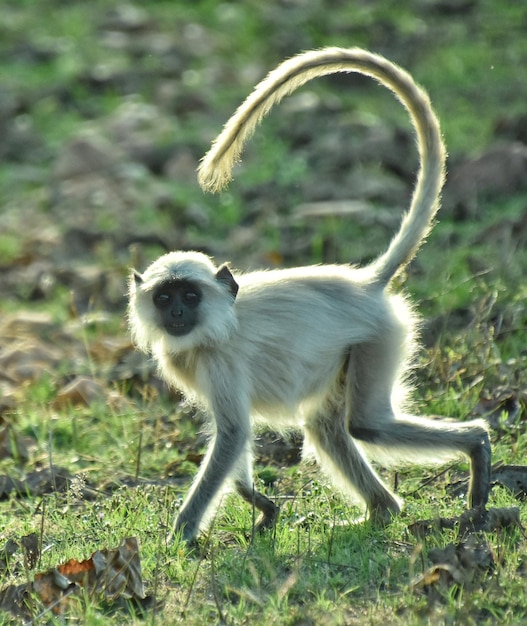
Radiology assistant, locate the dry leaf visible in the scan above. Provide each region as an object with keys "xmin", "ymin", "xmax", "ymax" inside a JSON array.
[
  {"xmin": 411, "ymin": 563, "xmax": 463, "ymax": 593},
  {"xmin": 20, "ymin": 533, "xmax": 40, "ymax": 570},
  {"xmin": 412, "ymin": 535, "xmax": 495, "ymax": 603},
  {"xmin": 92, "ymin": 536, "xmax": 146, "ymax": 600},
  {"xmin": 409, "ymin": 506, "xmax": 523, "ymax": 539},
  {"xmin": 0, "ymin": 339, "xmax": 62, "ymax": 381},
  {"xmin": 474, "ymin": 388, "xmax": 524, "ymax": 429},
  {"xmin": 428, "ymin": 536, "xmax": 495, "ymax": 574},
  {"xmin": 0, "ymin": 538, "xmax": 19, "ymax": 574},
  {"xmin": 0, "ymin": 466, "xmax": 72, "ymax": 498},
  {"xmin": 87, "ymin": 336, "xmax": 134, "ymax": 362},
  {"xmin": 0, "ymin": 536, "xmax": 146, "ymax": 619},
  {"xmin": 0, "ymin": 311, "xmax": 57, "ymax": 338},
  {"xmin": 57, "ymin": 555, "xmax": 95, "ymax": 582},
  {"xmin": 32, "ymin": 570, "xmax": 80, "ymax": 614},
  {"xmin": 491, "ymin": 464, "xmax": 527, "ymax": 498},
  {"xmin": 54, "ymin": 376, "xmax": 107, "ymax": 408}
]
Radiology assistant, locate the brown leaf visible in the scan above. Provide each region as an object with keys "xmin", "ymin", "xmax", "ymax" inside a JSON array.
[
  {"xmin": 429, "ymin": 535, "xmax": 495, "ymax": 574},
  {"xmin": 20, "ymin": 533, "xmax": 40, "ymax": 570},
  {"xmin": 32, "ymin": 570, "xmax": 80, "ymax": 614},
  {"xmin": 0, "ymin": 395, "xmax": 17, "ymax": 417},
  {"xmin": 412, "ymin": 536, "xmax": 495, "ymax": 602},
  {"xmin": 473, "ymin": 388, "xmax": 524, "ymax": 429},
  {"xmin": 87, "ymin": 336, "xmax": 134, "ymax": 362},
  {"xmin": 47, "ymin": 537, "xmax": 146, "ymax": 602},
  {"xmin": 57, "ymin": 555, "xmax": 95, "ymax": 582},
  {"xmin": 91, "ymin": 536, "xmax": 146, "ymax": 600},
  {"xmin": 0, "ymin": 466, "xmax": 72, "ymax": 499},
  {"xmin": 0, "ymin": 538, "xmax": 19, "ymax": 575},
  {"xmin": 409, "ymin": 506, "xmax": 523, "ymax": 538},
  {"xmin": 0, "ymin": 581, "xmax": 35, "ymax": 619},
  {"xmin": 185, "ymin": 451, "xmax": 204, "ymax": 466},
  {"xmin": 492, "ymin": 464, "xmax": 527, "ymax": 499},
  {"xmin": 54, "ymin": 375, "xmax": 130, "ymax": 410},
  {"xmin": 0, "ymin": 339, "xmax": 62, "ymax": 381},
  {"xmin": 54, "ymin": 376, "xmax": 107, "ymax": 408},
  {"xmin": 0, "ymin": 537, "xmax": 145, "ymax": 619},
  {"xmin": 0, "ymin": 311, "xmax": 57, "ymax": 338},
  {"xmin": 411, "ymin": 563, "xmax": 463, "ymax": 593}
]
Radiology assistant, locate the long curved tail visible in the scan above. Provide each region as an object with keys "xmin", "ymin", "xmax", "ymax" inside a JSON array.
[{"xmin": 197, "ymin": 47, "xmax": 446, "ymax": 287}]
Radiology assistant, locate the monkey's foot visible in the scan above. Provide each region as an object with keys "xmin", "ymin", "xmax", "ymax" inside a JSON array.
[
  {"xmin": 167, "ymin": 512, "xmax": 202, "ymax": 545},
  {"xmin": 468, "ymin": 431, "xmax": 492, "ymax": 508},
  {"xmin": 235, "ymin": 480, "xmax": 279, "ymax": 533},
  {"xmin": 368, "ymin": 496, "xmax": 401, "ymax": 528},
  {"xmin": 254, "ymin": 502, "xmax": 279, "ymax": 534}
]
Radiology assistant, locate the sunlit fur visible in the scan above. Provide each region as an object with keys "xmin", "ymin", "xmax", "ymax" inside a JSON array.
[
  {"xmin": 129, "ymin": 251, "xmax": 238, "ymax": 359},
  {"xmin": 128, "ymin": 48, "xmax": 491, "ymax": 542}
]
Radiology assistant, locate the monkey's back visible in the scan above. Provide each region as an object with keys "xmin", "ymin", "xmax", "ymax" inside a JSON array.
[{"xmin": 216, "ymin": 265, "xmax": 413, "ymax": 422}]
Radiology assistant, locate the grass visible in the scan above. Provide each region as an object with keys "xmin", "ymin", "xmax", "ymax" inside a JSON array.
[
  {"xmin": 1, "ymin": 315, "xmax": 525, "ymax": 624},
  {"xmin": 1, "ymin": 0, "xmax": 527, "ymax": 623}
]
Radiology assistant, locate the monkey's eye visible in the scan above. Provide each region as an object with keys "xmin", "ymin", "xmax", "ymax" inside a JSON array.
[
  {"xmin": 183, "ymin": 291, "xmax": 199, "ymax": 304},
  {"xmin": 153, "ymin": 292, "xmax": 171, "ymax": 308}
]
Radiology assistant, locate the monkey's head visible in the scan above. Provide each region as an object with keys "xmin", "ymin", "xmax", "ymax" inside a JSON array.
[{"xmin": 128, "ymin": 251, "xmax": 239, "ymax": 354}]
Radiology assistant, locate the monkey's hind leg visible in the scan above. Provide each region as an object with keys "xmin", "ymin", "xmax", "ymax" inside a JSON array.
[
  {"xmin": 304, "ymin": 407, "xmax": 402, "ymax": 527},
  {"xmin": 346, "ymin": 341, "xmax": 492, "ymax": 510},
  {"xmin": 351, "ymin": 416, "xmax": 491, "ymax": 509}
]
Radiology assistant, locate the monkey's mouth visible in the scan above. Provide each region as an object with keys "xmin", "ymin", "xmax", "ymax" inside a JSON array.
[{"xmin": 165, "ymin": 322, "xmax": 193, "ymax": 336}]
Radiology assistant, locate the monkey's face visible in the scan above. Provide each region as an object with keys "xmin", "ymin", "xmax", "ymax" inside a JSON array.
[
  {"xmin": 128, "ymin": 251, "xmax": 240, "ymax": 355},
  {"xmin": 152, "ymin": 280, "xmax": 201, "ymax": 337}
]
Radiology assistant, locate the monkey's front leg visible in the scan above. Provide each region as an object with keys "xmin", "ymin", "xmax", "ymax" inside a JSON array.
[
  {"xmin": 174, "ymin": 420, "xmax": 250, "ymax": 542},
  {"xmin": 233, "ymin": 447, "xmax": 278, "ymax": 532}
]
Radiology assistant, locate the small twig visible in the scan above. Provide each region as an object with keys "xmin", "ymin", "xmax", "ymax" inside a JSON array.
[
  {"xmin": 249, "ymin": 484, "xmax": 256, "ymax": 546},
  {"xmin": 209, "ymin": 542, "xmax": 226, "ymax": 624},
  {"xmin": 406, "ymin": 464, "xmax": 454, "ymax": 498},
  {"xmin": 240, "ymin": 486, "xmax": 257, "ymax": 576},
  {"xmin": 48, "ymin": 430, "xmax": 56, "ymax": 492},
  {"xmin": 327, "ymin": 509, "xmax": 337, "ymax": 565},
  {"xmin": 38, "ymin": 498, "xmax": 45, "ymax": 570},
  {"xmin": 151, "ymin": 523, "xmax": 164, "ymax": 626},
  {"xmin": 182, "ymin": 515, "xmax": 217, "ymax": 617},
  {"xmin": 135, "ymin": 430, "xmax": 143, "ymax": 482}
]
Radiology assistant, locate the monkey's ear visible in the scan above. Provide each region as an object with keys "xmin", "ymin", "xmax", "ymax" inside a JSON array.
[
  {"xmin": 216, "ymin": 264, "xmax": 239, "ymax": 299},
  {"xmin": 133, "ymin": 270, "xmax": 144, "ymax": 285}
]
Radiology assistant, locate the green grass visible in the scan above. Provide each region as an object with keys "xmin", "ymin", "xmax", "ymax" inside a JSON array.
[{"xmin": 1, "ymin": 322, "xmax": 525, "ymax": 624}]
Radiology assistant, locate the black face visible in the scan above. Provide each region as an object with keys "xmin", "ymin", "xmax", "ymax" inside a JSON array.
[{"xmin": 153, "ymin": 280, "xmax": 202, "ymax": 337}]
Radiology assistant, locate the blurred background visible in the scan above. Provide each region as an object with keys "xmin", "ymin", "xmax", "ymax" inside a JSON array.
[{"xmin": 0, "ymin": 0, "xmax": 526, "ymax": 317}]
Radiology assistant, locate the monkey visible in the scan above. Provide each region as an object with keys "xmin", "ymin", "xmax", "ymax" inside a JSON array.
[{"xmin": 128, "ymin": 47, "xmax": 491, "ymax": 543}]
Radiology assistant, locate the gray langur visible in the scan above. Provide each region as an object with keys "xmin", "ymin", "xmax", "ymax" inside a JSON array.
[{"xmin": 128, "ymin": 47, "xmax": 491, "ymax": 543}]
